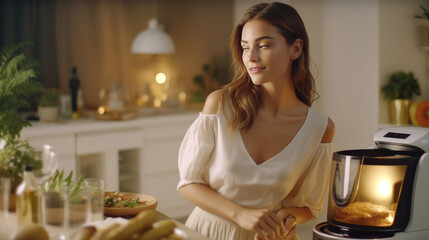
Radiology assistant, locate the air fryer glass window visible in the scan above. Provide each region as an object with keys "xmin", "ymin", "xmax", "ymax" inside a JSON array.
[{"xmin": 329, "ymin": 162, "xmax": 407, "ymax": 227}]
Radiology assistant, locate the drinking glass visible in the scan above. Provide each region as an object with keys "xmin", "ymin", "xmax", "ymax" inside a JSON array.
[
  {"xmin": 66, "ymin": 181, "xmax": 89, "ymax": 238},
  {"xmin": 41, "ymin": 183, "xmax": 67, "ymax": 240},
  {"xmin": 59, "ymin": 94, "xmax": 72, "ymax": 119},
  {"xmin": 85, "ymin": 178, "xmax": 104, "ymax": 222},
  {"xmin": 41, "ymin": 181, "xmax": 89, "ymax": 240},
  {"xmin": 0, "ymin": 177, "xmax": 10, "ymax": 218},
  {"xmin": 0, "ymin": 177, "xmax": 12, "ymax": 238},
  {"xmin": 34, "ymin": 145, "xmax": 58, "ymax": 185}
]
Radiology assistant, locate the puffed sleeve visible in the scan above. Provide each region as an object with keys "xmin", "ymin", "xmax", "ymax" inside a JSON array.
[
  {"xmin": 177, "ymin": 113, "xmax": 218, "ymax": 189},
  {"xmin": 282, "ymin": 143, "xmax": 333, "ymax": 218}
]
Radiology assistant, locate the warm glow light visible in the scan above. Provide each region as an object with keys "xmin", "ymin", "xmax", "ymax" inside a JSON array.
[
  {"xmin": 377, "ymin": 179, "xmax": 392, "ymax": 197},
  {"xmin": 179, "ymin": 91, "xmax": 187, "ymax": 102},
  {"xmin": 136, "ymin": 94, "xmax": 149, "ymax": 107},
  {"xmin": 153, "ymin": 98, "xmax": 162, "ymax": 108},
  {"xmin": 160, "ymin": 93, "xmax": 167, "ymax": 102},
  {"xmin": 98, "ymin": 106, "xmax": 106, "ymax": 115},
  {"xmin": 155, "ymin": 73, "xmax": 167, "ymax": 84}
]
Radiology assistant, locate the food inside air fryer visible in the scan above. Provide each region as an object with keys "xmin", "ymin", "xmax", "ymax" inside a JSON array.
[{"xmin": 333, "ymin": 201, "xmax": 394, "ymax": 226}]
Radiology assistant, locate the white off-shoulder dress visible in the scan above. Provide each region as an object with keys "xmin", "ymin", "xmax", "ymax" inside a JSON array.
[{"xmin": 177, "ymin": 105, "xmax": 332, "ymax": 240}]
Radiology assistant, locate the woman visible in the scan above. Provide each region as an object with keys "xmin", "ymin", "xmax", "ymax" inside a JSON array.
[{"xmin": 177, "ymin": 2, "xmax": 335, "ymax": 240}]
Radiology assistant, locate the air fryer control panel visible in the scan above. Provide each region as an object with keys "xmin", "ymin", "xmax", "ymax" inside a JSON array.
[{"xmin": 374, "ymin": 126, "xmax": 429, "ymax": 153}]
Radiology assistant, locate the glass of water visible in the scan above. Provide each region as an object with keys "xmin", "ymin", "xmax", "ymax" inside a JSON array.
[{"xmin": 85, "ymin": 178, "xmax": 104, "ymax": 222}]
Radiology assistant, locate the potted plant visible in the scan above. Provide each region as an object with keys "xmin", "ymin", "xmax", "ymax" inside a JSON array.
[
  {"xmin": 38, "ymin": 88, "xmax": 60, "ymax": 122},
  {"xmin": 415, "ymin": 5, "xmax": 429, "ymax": 20},
  {"xmin": 381, "ymin": 71, "xmax": 421, "ymax": 125},
  {"xmin": 0, "ymin": 42, "xmax": 43, "ymax": 209},
  {"xmin": 190, "ymin": 52, "xmax": 231, "ymax": 109}
]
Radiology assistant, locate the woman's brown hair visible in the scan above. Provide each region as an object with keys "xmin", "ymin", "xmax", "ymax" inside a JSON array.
[{"xmin": 221, "ymin": 2, "xmax": 316, "ymax": 131}]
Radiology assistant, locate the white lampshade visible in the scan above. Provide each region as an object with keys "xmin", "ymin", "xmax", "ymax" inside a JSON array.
[{"xmin": 131, "ymin": 18, "xmax": 175, "ymax": 54}]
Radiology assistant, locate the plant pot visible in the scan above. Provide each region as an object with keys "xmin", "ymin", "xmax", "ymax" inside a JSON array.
[
  {"xmin": 38, "ymin": 106, "xmax": 59, "ymax": 122},
  {"xmin": 389, "ymin": 99, "xmax": 411, "ymax": 125}
]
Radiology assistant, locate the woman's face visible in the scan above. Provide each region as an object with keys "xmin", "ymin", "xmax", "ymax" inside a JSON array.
[{"xmin": 241, "ymin": 20, "xmax": 293, "ymax": 86}]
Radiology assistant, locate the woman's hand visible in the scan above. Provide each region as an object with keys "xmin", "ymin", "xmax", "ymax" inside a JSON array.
[
  {"xmin": 253, "ymin": 209, "xmax": 297, "ymax": 240},
  {"xmin": 275, "ymin": 209, "xmax": 297, "ymax": 240},
  {"xmin": 233, "ymin": 208, "xmax": 285, "ymax": 240}
]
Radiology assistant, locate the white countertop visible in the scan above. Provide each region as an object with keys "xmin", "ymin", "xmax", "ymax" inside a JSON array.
[{"xmin": 21, "ymin": 108, "xmax": 199, "ymax": 138}]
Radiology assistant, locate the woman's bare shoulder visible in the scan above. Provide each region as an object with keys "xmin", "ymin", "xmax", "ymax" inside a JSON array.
[
  {"xmin": 321, "ymin": 117, "xmax": 335, "ymax": 143},
  {"xmin": 202, "ymin": 90, "xmax": 222, "ymax": 114}
]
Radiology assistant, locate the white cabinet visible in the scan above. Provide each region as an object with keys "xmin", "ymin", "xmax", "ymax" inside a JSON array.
[
  {"xmin": 20, "ymin": 110, "xmax": 198, "ymax": 218},
  {"xmin": 21, "ymin": 132, "xmax": 76, "ymax": 177},
  {"xmin": 76, "ymin": 128, "xmax": 142, "ymax": 191},
  {"xmin": 140, "ymin": 121, "xmax": 196, "ymax": 218}
]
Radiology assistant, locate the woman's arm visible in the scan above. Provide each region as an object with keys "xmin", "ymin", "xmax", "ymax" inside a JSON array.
[
  {"xmin": 179, "ymin": 183, "xmax": 286, "ymax": 240},
  {"xmin": 276, "ymin": 206, "xmax": 313, "ymax": 225}
]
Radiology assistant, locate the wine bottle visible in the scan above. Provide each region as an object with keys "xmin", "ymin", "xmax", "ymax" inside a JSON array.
[{"xmin": 69, "ymin": 67, "xmax": 80, "ymax": 114}]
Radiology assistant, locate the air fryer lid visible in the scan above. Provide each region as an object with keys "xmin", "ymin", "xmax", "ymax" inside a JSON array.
[{"xmin": 332, "ymin": 148, "xmax": 395, "ymax": 207}]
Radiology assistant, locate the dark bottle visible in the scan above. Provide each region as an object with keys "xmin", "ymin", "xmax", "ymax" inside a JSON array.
[{"xmin": 69, "ymin": 67, "xmax": 80, "ymax": 113}]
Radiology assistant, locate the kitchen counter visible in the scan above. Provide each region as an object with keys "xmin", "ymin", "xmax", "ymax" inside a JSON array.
[
  {"xmin": 3, "ymin": 210, "xmax": 209, "ymax": 240},
  {"xmin": 21, "ymin": 108, "xmax": 199, "ymax": 138}
]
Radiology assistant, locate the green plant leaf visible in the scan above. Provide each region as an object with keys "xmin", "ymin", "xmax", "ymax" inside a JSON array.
[
  {"xmin": 202, "ymin": 64, "xmax": 210, "ymax": 73},
  {"xmin": 0, "ymin": 42, "xmax": 42, "ymax": 141},
  {"xmin": 193, "ymin": 75, "xmax": 205, "ymax": 89},
  {"xmin": 381, "ymin": 71, "xmax": 421, "ymax": 100},
  {"xmin": 0, "ymin": 138, "xmax": 41, "ymax": 188}
]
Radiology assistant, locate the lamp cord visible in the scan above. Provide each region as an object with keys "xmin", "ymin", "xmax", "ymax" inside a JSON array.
[{"xmin": 152, "ymin": 0, "xmax": 158, "ymax": 19}]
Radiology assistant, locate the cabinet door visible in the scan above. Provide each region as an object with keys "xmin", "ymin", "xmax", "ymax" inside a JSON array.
[
  {"xmin": 76, "ymin": 128, "xmax": 142, "ymax": 191},
  {"xmin": 141, "ymin": 121, "xmax": 195, "ymax": 218},
  {"xmin": 141, "ymin": 172, "xmax": 195, "ymax": 219}
]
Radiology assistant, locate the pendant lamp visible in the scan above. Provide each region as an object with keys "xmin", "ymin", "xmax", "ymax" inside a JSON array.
[{"xmin": 131, "ymin": 18, "xmax": 175, "ymax": 54}]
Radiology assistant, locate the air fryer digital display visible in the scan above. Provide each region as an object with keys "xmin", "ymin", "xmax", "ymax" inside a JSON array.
[{"xmin": 383, "ymin": 132, "xmax": 410, "ymax": 139}]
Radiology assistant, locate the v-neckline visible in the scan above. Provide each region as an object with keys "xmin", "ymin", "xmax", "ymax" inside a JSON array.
[{"xmin": 238, "ymin": 108, "xmax": 311, "ymax": 166}]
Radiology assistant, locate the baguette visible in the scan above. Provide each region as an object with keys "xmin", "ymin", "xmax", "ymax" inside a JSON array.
[
  {"xmin": 104, "ymin": 209, "xmax": 158, "ymax": 240},
  {"xmin": 161, "ymin": 233, "xmax": 185, "ymax": 240},
  {"xmin": 89, "ymin": 223, "xmax": 120, "ymax": 240},
  {"xmin": 138, "ymin": 219, "xmax": 176, "ymax": 240},
  {"xmin": 72, "ymin": 226, "xmax": 96, "ymax": 240}
]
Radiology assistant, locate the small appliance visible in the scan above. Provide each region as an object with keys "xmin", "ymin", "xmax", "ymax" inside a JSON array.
[{"xmin": 313, "ymin": 126, "xmax": 429, "ymax": 240}]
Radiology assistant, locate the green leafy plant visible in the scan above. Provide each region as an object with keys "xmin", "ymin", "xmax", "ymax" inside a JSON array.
[
  {"xmin": 381, "ymin": 71, "xmax": 421, "ymax": 100},
  {"xmin": 39, "ymin": 88, "xmax": 59, "ymax": 107},
  {"xmin": 0, "ymin": 42, "xmax": 43, "ymax": 189},
  {"xmin": 415, "ymin": 5, "xmax": 429, "ymax": 20},
  {"xmin": 0, "ymin": 138, "xmax": 42, "ymax": 188},
  {"xmin": 191, "ymin": 52, "xmax": 232, "ymax": 103},
  {"xmin": 44, "ymin": 170, "xmax": 86, "ymax": 208},
  {"xmin": 0, "ymin": 42, "xmax": 43, "ymax": 140}
]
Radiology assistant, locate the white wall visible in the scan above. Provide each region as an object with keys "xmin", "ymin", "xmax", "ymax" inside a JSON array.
[
  {"xmin": 321, "ymin": 0, "xmax": 380, "ymax": 151},
  {"xmin": 378, "ymin": 0, "xmax": 428, "ymax": 124}
]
